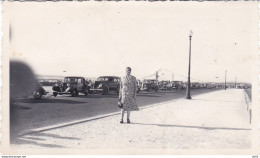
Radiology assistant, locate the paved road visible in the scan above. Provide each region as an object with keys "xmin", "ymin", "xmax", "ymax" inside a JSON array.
[
  {"xmin": 11, "ymin": 89, "xmax": 250, "ymax": 151},
  {"xmin": 11, "ymin": 88, "xmax": 221, "ymax": 136}
]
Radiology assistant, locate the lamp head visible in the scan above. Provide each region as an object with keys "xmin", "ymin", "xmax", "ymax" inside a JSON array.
[{"xmin": 189, "ymin": 30, "xmax": 193, "ymax": 37}]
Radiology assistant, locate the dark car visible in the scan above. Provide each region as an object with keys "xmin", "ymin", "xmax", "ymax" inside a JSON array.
[
  {"xmin": 158, "ymin": 80, "xmax": 172, "ymax": 91},
  {"xmin": 136, "ymin": 79, "xmax": 142, "ymax": 93},
  {"xmin": 171, "ymin": 81, "xmax": 185, "ymax": 90},
  {"xmin": 90, "ymin": 76, "xmax": 120, "ymax": 95},
  {"xmin": 142, "ymin": 79, "xmax": 159, "ymax": 92},
  {"xmin": 52, "ymin": 76, "xmax": 90, "ymax": 97}
]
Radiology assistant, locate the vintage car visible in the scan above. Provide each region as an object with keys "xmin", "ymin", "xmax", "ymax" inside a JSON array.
[
  {"xmin": 52, "ymin": 76, "xmax": 90, "ymax": 97},
  {"xmin": 136, "ymin": 79, "xmax": 142, "ymax": 93},
  {"xmin": 90, "ymin": 76, "xmax": 120, "ymax": 95},
  {"xmin": 142, "ymin": 79, "xmax": 159, "ymax": 92},
  {"xmin": 171, "ymin": 81, "xmax": 185, "ymax": 90},
  {"xmin": 158, "ymin": 80, "xmax": 172, "ymax": 91},
  {"xmin": 33, "ymin": 82, "xmax": 48, "ymax": 100}
]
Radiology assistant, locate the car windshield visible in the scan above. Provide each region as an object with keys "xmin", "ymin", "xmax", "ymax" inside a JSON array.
[
  {"xmin": 145, "ymin": 80, "xmax": 156, "ymax": 83},
  {"xmin": 97, "ymin": 77, "xmax": 109, "ymax": 81},
  {"xmin": 64, "ymin": 78, "xmax": 78, "ymax": 83}
]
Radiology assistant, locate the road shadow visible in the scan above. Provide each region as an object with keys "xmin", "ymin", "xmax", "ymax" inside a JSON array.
[
  {"xmin": 131, "ymin": 122, "xmax": 251, "ymax": 131},
  {"xmin": 192, "ymin": 98, "xmax": 241, "ymax": 103},
  {"xmin": 77, "ymin": 94, "xmax": 119, "ymax": 98},
  {"xmin": 13, "ymin": 105, "xmax": 32, "ymax": 110},
  {"xmin": 11, "ymin": 138, "xmax": 65, "ymax": 148},
  {"xmin": 29, "ymin": 132, "xmax": 81, "ymax": 140},
  {"xmin": 137, "ymin": 94, "xmax": 161, "ymax": 97},
  {"xmin": 11, "ymin": 132, "xmax": 80, "ymax": 148},
  {"xmin": 13, "ymin": 98, "xmax": 87, "ymax": 104}
]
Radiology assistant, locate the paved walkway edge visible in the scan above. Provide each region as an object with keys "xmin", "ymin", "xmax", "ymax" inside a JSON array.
[{"xmin": 18, "ymin": 98, "xmax": 184, "ymax": 136}]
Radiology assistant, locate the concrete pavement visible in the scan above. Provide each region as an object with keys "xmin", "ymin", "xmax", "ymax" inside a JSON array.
[{"xmin": 11, "ymin": 89, "xmax": 251, "ymax": 152}]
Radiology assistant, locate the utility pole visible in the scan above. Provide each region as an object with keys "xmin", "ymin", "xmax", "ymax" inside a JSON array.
[
  {"xmin": 156, "ymin": 71, "xmax": 159, "ymax": 81},
  {"xmin": 235, "ymin": 76, "xmax": 237, "ymax": 89},
  {"xmin": 172, "ymin": 74, "xmax": 174, "ymax": 81},
  {"xmin": 225, "ymin": 70, "xmax": 227, "ymax": 90}
]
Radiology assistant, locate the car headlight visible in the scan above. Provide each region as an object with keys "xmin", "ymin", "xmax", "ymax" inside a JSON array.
[
  {"xmin": 98, "ymin": 84, "xmax": 102, "ymax": 88},
  {"xmin": 67, "ymin": 83, "xmax": 70, "ymax": 87}
]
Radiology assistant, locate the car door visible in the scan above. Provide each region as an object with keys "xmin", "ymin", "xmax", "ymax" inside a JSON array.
[
  {"xmin": 77, "ymin": 78, "xmax": 84, "ymax": 92},
  {"xmin": 108, "ymin": 77, "xmax": 116, "ymax": 90}
]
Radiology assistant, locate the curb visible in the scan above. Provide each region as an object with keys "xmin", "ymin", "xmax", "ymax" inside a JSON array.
[{"xmin": 243, "ymin": 89, "xmax": 252, "ymax": 124}]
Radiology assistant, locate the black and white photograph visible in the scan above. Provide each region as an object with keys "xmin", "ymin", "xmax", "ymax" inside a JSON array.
[{"xmin": 2, "ymin": 1, "xmax": 259, "ymax": 155}]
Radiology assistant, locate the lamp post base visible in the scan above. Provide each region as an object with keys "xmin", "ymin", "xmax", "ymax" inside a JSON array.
[{"xmin": 185, "ymin": 95, "xmax": 192, "ymax": 99}]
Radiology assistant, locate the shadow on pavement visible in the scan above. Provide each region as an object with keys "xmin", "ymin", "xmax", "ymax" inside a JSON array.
[
  {"xmin": 131, "ymin": 122, "xmax": 251, "ymax": 131},
  {"xmin": 11, "ymin": 137, "xmax": 65, "ymax": 148},
  {"xmin": 137, "ymin": 94, "xmax": 161, "ymax": 97},
  {"xmin": 192, "ymin": 98, "xmax": 242, "ymax": 103},
  {"xmin": 77, "ymin": 94, "xmax": 118, "ymax": 99},
  {"xmin": 14, "ymin": 105, "xmax": 32, "ymax": 110},
  {"xmin": 29, "ymin": 132, "xmax": 81, "ymax": 140},
  {"xmin": 12, "ymin": 132, "xmax": 80, "ymax": 148},
  {"xmin": 13, "ymin": 98, "xmax": 87, "ymax": 104}
]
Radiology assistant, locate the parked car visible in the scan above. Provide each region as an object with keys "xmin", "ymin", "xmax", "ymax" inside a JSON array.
[
  {"xmin": 136, "ymin": 79, "xmax": 142, "ymax": 93},
  {"xmin": 142, "ymin": 79, "xmax": 159, "ymax": 92},
  {"xmin": 33, "ymin": 82, "xmax": 48, "ymax": 100},
  {"xmin": 158, "ymin": 80, "xmax": 172, "ymax": 91},
  {"xmin": 171, "ymin": 81, "xmax": 185, "ymax": 90},
  {"xmin": 52, "ymin": 76, "xmax": 90, "ymax": 97},
  {"xmin": 91, "ymin": 76, "xmax": 120, "ymax": 95}
]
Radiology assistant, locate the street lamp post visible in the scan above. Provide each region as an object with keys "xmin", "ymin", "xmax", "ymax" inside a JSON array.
[{"xmin": 185, "ymin": 30, "xmax": 193, "ymax": 99}]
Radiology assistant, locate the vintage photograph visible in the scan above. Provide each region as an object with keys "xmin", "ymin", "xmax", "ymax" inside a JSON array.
[{"xmin": 2, "ymin": 1, "xmax": 259, "ymax": 155}]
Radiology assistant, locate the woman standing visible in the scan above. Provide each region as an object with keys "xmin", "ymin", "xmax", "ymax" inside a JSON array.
[{"xmin": 119, "ymin": 67, "xmax": 139, "ymax": 123}]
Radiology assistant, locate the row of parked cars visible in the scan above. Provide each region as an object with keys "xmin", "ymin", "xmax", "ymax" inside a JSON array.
[
  {"xmin": 48, "ymin": 76, "xmax": 193, "ymax": 98},
  {"xmin": 36, "ymin": 75, "xmax": 225, "ymax": 99}
]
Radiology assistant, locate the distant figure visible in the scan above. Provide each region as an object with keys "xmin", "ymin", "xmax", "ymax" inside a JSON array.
[{"xmin": 119, "ymin": 67, "xmax": 139, "ymax": 124}]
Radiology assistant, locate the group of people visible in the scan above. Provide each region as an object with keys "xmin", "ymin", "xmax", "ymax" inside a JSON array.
[{"xmin": 118, "ymin": 67, "xmax": 139, "ymax": 124}]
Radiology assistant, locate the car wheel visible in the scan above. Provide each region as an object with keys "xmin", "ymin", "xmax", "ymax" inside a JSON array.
[
  {"xmin": 34, "ymin": 91, "xmax": 42, "ymax": 100},
  {"xmin": 102, "ymin": 86, "xmax": 108, "ymax": 95},
  {"xmin": 71, "ymin": 89, "xmax": 77, "ymax": 97},
  {"xmin": 85, "ymin": 89, "xmax": 89, "ymax": 96},
  {"xmin": 53, "ymin": 92, "xmax": 58, "ymax": 97}
]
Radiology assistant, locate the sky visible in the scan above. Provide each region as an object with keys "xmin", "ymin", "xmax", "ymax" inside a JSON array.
[{"xmin": 7, "ymin": 2, "xmax": 258, "ymax": 83}]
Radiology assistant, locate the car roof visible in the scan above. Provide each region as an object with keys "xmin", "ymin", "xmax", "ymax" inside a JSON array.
[
  {"xmin": 65, "ymin": 76, "xmax": 85, "ymax": 79},
  {"xmin": 98, "ymin": 76, "xmax": 120, "ymax": 78}
]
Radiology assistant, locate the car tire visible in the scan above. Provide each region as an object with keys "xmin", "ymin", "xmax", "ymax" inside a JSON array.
[
  {"xmin": 102, "ymin": 86, "xmax": 108, "ymax": 95},
  {"xmin": 85, "ymin": 89, "xmax": 89, "ymax": 96},
  {"xmin": 53, "ymin": 92, "xmax": 58, "ymax": 97},
  {"xmin": 34, "ymin": 91, "xmax": 42, "ymax": 100},
  {"xmin": 71, "ymin": 88, "xmax": 77, "ymax": 97}
]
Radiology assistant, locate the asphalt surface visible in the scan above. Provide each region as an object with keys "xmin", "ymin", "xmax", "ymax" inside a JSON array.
[
  {"xmin": 10, "ymin": 89, "xmax": 251, "ymax": 151},
  {"xmin": 10, "ymin": 87, "xmax": 222, "ymax": 138}
]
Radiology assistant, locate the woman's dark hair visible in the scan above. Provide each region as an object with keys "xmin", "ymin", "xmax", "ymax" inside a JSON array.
[{"xmin": 126, "ymin": 67, "xmax": 132, "ymax": 71}]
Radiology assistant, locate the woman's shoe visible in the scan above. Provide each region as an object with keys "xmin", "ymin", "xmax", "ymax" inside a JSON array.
[
  {"xmin": 127, "ymin": 119, "xmax": 130, "ymax": 124},
  {"xmin": 120, "ymin": 119, "xmax": 123, "ymax": 123}
]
